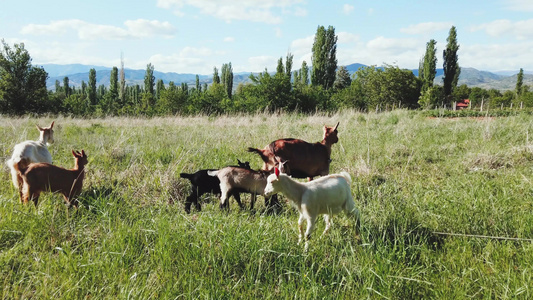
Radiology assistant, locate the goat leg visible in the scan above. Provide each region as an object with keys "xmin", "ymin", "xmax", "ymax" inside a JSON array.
[
  {"xmin": 322, "ymin": 215, "xmax": 331, "ymax": 236},
  {"xmin": 232, "ymin": 192, "xmax": 244, "ymax": 210}
]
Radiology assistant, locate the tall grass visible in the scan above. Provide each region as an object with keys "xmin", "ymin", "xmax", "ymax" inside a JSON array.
[{"xmin": 1, "ymin": 110, "xmax": 532, "ymax": 298}]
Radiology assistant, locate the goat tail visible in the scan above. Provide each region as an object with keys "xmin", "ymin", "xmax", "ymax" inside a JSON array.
[
  {"xmin": 247, "ymin": 147, "xmax": 270, "ymax": 162},
  {"xmin": 179, "ymin": 172, "xmax": 194, "ymax": 180},
  {"xmin": 339, "ymin": 171, "xmax": 352, "ymax": 184},
  {"xmin": 207, "ymin": 170, "xmax": 219, "ymax": 177},
  {"xmin": 13, "ymin": 158, "xmax": 30, "ymax": 175}
]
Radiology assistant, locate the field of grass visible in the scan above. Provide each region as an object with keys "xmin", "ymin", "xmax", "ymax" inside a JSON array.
[{"xmin": 1, "ymin": 110, "xmax": 532, "ymax": 298}]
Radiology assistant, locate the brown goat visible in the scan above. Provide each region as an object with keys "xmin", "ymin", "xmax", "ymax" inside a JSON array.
[
  {"xmin": 14, "ymin": 150, "xmax": 88, "ymax": 207},
  {"xmin": 248, "ymin": 122, "xmax": 339, "ymax": 180}
]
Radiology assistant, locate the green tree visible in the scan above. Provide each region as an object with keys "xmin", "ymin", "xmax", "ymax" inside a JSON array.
[
  {"xmin": 420, "ymin": 39, "xmax": 437, "ymax": 94},
  {"xmin": 156, "ymin": 79, "xmax": 165, "ymax": 100},
  {"xmin": 311, "ymin": 25, "xmax": 337, "ymax": 90},
  {"xmin": 144, "ymin": 63, "xmax": 155, "ymax": 96},
  {"xmin": 443, "ymin": 26, "xmax": 460, "ymax": 105},
  {"xmin": 285, "ymin": 52, "xmax": 293, "ymax": 82},
  {"xmin": 300, "ymin": 60, "xmax": 310, "ymax": 86},
  {"xmin": 221, "ymin": 63, "xmax": 233, "ymax": 99},
  {"xmin": 63, "ymin": 76, "xmax": 71, "ymax": 98},
  {"xmin": 333, "ymin": 66, "xmax": 351, "ymax": 90},
  {"xmin": 242, "ymin": 68, "xmax": 295, "ymax": 112},
  {"xmin": 0, "ymin": 40, "xmax": 49, "ymax": 114},
  {"xmin": 213, "ymin": 67, "xmax": 220, "ymax": 84},
  {"xmin": 355, "ymin": 64, "xmax": 421, "ymax": 110},
  {"xmin": 87, "ymin": 68, "xmax": 97, "ymax": 106},
  {"xmin": 158, "ymin": 81, "xmax": 188, "ymax": 114},
  {"xmin": 516, "ymin": 68, "xmax": 524, "ymax": 97},
  {"xmin": 195, "ymin": 75, "xmax": 201, "ymax": 93},
  {"xmin": 100, "ymin": 67, "xmax": 119, "ymax": 114}
]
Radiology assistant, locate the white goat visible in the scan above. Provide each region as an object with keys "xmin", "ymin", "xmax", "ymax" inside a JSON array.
[
  {"xmin": 6, "ymin": 122, "xmax": 55, "ymax": 200},
  {"xmin": 264, "ymin": 168, "xmax": 360, "ymax": 251}
]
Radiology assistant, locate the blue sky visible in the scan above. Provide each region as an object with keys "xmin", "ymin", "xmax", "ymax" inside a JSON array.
[{"xmin": 1, "ymin": 0, "xmax": 532, "ymax": 74}]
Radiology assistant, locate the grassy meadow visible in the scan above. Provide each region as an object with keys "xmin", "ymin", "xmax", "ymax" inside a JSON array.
[{"xmin": 1, "ymin": 110, "xmax": 533, "ymax": 298}]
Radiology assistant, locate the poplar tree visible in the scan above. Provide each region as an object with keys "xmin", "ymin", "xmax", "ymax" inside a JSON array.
[
  {"xmin": 221, "ymin": 63, "xmax": 233, "ymax": 99},
  {"xmin": 213, "ymin": 67, "xmax": 220, "ymax": 84},
  {"xmin": 156, "ymin": 79, "xmax": 165, "ymax": 100},
  {"xmin": 109, "ymin": 67, "xmax": 118, "ymax": 101},
  {"xmin": 63, "ymin": 77, "xmax": 70, "ymax": 97},
  {"xmin": 311, "ymin": 25, "xmax": 337, "ymax": 90},
  {"xmin": 144, "ymin": 63, "xmax": 155, "ymax": 96},
  {"xmin": 195, "ymin": 75, "xmax": 201, "ymax": 93},
  {"xmin": 285, "ymin": 52, "xmax": 293, "ymax": 82},
  {"xmin": 443, "ymin": 26, "xmax": 460, "ymax": 104},
  {"xmin": 88, "ymin": 68, "xmax": 97, "ymax": 106},
  {"xmin": 516, "ymin": 68, "xmax": 524, "ymax": 97},
  {"xmin": 300, "ymin": 60, "xmax": 309, "ymax": 86},
  {"xmin": 420, "ymin": 39, "xmax": 437, "ymax": 94}
]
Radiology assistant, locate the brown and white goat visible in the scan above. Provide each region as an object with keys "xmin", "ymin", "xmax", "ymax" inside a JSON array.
[
  {"xmin": 14, "ymin": 150, "xmax": 88, "ymax": 207},
  {"xmin": 264, "ymin": 167, "xmax": 360, "ymax": 251},
  {"xmin": 248, "ymin": 122, "xmax": 339, "ymax": 180},
  {"xmin": 6, "ymin": 121, "xmax": 55, "ymax": 199},
  {"xmin": 207, "ymin": 167, "xmax": 271, "ymax": 210}
]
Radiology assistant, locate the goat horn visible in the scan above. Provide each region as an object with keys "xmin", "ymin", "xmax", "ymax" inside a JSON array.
[{"xmin": 334, "ymin": 122, "xmax": 339, "ymax": 130}]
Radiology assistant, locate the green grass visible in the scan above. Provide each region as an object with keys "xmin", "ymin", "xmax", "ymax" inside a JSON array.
[{"xmin": 1, "ymin": 110, "xmax": 533, "ymax": 298}]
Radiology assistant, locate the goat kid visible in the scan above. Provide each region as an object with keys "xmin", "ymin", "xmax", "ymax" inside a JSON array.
[
  {"xmin": 247, "ymin": 122, "xmax": 339, "ymax": 180},
  {"xmin": 208, "ymin": 167, "xmax": 273, "ymax": 211},
  {"xmin": 14, "ymin": 150, "xmax": 88, "ymax": 208},
  {"xmin": 6, "ymin": 122, "xmax": 55, "ymax": 199},
  {"xmin": 179, "ymin": 159, "xmax": 251, "ymax": 213},
  {"xmin": 264, "ymin": 167, "xmax": 360, "ymax": 251}
]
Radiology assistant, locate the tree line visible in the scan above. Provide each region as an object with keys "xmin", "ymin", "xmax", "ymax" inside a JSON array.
[{"xmin": 1, "ymin": 26, "xmax": 532, "ymax": 116}]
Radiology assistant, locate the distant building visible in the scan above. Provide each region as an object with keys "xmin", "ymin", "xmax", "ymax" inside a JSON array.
[{"xmin": 455, "ymin": 99, "xmax": 470, "ymax": 110}]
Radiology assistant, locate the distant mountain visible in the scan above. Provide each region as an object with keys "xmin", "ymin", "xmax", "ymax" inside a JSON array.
[
  {"xmin": 435, "ymin": 67, "xmax": 505, "ymax": 86},
  {"xmin": 40, "ymin": 64, "xmax": 111, "ymax": 78},
  {"xmin": 43, "ymin": 63, "xmax": 530, "ymax": 91}
]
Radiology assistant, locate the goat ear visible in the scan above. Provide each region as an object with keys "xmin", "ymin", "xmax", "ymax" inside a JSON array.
[
  {"xmin": 36, "ymin": 125, "xmax": 43, "ymax": 131},
  {"xmin": 275, "ymin": 167, "xmax": 280, "ymax": 177},
  {"xmin": 81, "ymin": 150, "xmax": 86, "ymax": 157},
  {"xmin": 50, "ymin": 121, "xmax": 55, "ymax": 129},
  {"xmin": 72, "ymin": 150, "xmax": 77, "ymax": 157}
]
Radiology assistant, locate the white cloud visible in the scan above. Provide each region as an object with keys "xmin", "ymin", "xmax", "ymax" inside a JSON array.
[
  {"xmin": 147, "ymin": 46, "xmax": 222, "ymax": 73},
  {"xmin": 290, "ymin": 35, "xmax": 314, "ymax": 57},
  {"xmin": 20, "ymin": 19, "xmax": 176, "ymax": 40},
  {"xmin": 224, "ymin": 36, "xmax": 235, "ymax": 42},
  {"xmin": 293, "ymin": 7, "xmax": 308, "ymax": 17},
  {"xmin": 367, "ymin": 36, "xmax": 419, "ymax": 54},
  {"xmin": 336, "ymin": 35, "xmax": 424, "ymax": 69},
  {"xmin": 156, "ymin": 0, "xmax": 305, "ymax": 24},
  {"xmin": 504, "ymin": 0, "xmax": 533, "ymax": 12},
  {"xmin": 400, "ymin": 22, "xmax": 454, "ymax": 35},
  {"xmin": 343, "ymin": 4, "xmax": 354, "ymax": 15},
  {"xmin": 472, "ymin": 19, "xmax": 533, "ymax": 40},
  {"xmin": 338, "ymin": 32, "xmax": 359, "ymax": 44},
  {"xmin": 248, "ymin": 55, "xmax": 277, "ymax": 72},
  {"xmin": 460, "ymin": 41, "xmax": 533, "ymax": 71}
]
